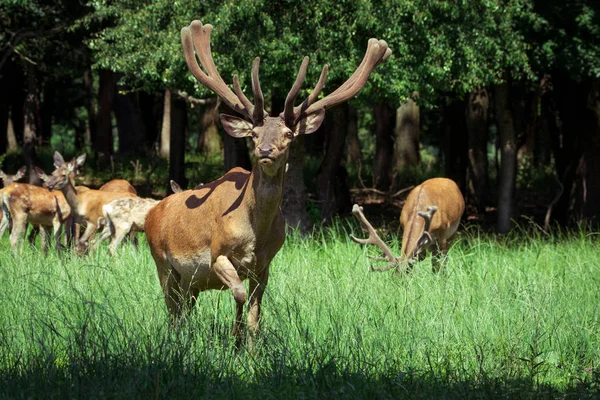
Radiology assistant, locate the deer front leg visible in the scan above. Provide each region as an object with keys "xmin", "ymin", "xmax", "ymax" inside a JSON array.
[
  {"xmin": 247, "ymin": 264, "xmax": 270, "ymax": 336},
  {"xmin": 9, "ymin": 215, "xmax": 27, "ymax": 252},
  {"xmin": 78, "ymin": 222, "xmax": 97, "ymax": 254},
  {"xmin": 38, "ymin": 225, "xmax": 50, "ymax": 255},
  {"xmin": 52, "ymin": 219, "xmax": 63, "ymax": 254},
  {"xmin": 0, "ymin": 210, "xmax": 11, "ymax": 239},
  {"xmin": 212, "ymin": 255, "xmax": 247, "ymax": 339}
]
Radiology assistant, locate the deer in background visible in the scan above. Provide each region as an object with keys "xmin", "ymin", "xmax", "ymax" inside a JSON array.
[
  {"xmin": 97, "ymin": 197, "xmax": 159, "ymax": 255},
  {"xmin": 145, "ymin": 20, "xmax": 390, "ymax": 340},
  {"xmin": 37, "ymin": 152, "xmax": 137, "ymax": 254},
  {"xmin": 1, "ymin": 166, "xmax": 72, "ymax": 253},
  {"xmin": 351, "ymin": 178, "xmax": 465, "ymax": 273},
  {"xmin": 0, "ymin": 166, "xmax": 27, "ymax": 238},
  {"xmin": 99, "ymin": 179, "xmax": 137, "ymax": 195}
]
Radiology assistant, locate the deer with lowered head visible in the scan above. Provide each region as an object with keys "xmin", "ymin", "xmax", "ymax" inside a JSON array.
[
  {"xmin": 145, "ymin": 20, "xmax": 391, "ymax": 339},
  {"xmin": 351, "ymin": 178, "xmax": 465, "ymax": 273},
  {"xmin": 36, "ymin": 152, "xmax": 137, "ymax": 254}
]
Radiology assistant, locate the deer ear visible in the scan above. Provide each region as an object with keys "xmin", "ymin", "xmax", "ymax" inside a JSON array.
[
  {"xmin": 15, "ymin": 166, "xmax": 26, "ymax": 181},
  {"xmin": 293, "ymin": 109, "xmax": 325, "ymax": 135},
  {"xmin": 75, "ymin": 154, "xmax": 87, "ymax": 168},
  {"xmin": 34, "ymin": 167, "xmax": 48, "ymax": 182},
  {"xmin": 53, "ymin": 151, "xmax": 65, "ymax": 168},
  {"xmin": 220, "ymin": 114, "xmax": 254, "ymax": 138}
]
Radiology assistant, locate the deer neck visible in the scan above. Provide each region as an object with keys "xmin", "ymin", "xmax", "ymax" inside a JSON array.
[
  {"xmin": 60, "ymin": 180, "xmax": 81, "ymax": 216},
  {"xmin": 245, "ymin": 162, "xmax": 286, "ymax": 238}
]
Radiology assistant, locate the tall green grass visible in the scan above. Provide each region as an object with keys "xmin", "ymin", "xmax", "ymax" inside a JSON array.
[{"xmin": 0, "ymin": 224, "xmax": 599, "ymax": 398}]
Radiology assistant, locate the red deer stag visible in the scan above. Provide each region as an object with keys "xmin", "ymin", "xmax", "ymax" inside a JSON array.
[
  {"xmin": 37, "ymin": 152, "xmax": 137, "ymax": 253},
  {"xmin": 351, "ymin": 178, "xmax": 464, "ymax": 273},
  {"xmin": 145, "ymin": 20, "xmax": 391, "ymax": 338}
]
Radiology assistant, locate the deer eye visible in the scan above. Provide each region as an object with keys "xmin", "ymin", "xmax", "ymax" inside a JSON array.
[
  {"xmin": 251, "ymin": 130, "xmax": 258, "ymax": 138},
  {"xmin": 284, "ymin": 130, "xmax": 294, "ymax": 139}
]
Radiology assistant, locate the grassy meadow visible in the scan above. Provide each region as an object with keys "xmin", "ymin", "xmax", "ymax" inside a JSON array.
[{"xmin": 0, "ymin": 222, "xmax": 599, "ymax": 399}]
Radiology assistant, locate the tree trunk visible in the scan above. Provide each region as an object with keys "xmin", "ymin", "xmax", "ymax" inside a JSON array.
[
  {"xmin": 95, "ymin": 69, "xmax": 116, "ymax": 160},
  {"xmin": 138, "ymin": 91, "xmax": 159, "ymax": 148},
  {"xmin": 0, "ymin": 70, "xmax": 8, "ymax": 155},
  {"xmin": 22, "ymin": 62, "xmax": 41, "ymax": 186},
  {"xmin": 572, "ymin": 79, "xmax": 600, "ymax": 224},
  {"xmin": 168, "ymin": 95, "xmax": 187, "ymax": 194},
  {"xmin": 442, "ymin": 97, "xmax": 468, "ymax": 192},
  {"xmin": 114, "ymin": 91, "xmax": 146, "ymax": 155},
  {"xmin": 465, "ymin": 88, "xmax": 490, "ymax": 212},
  {"xmin": 40, "ymin": 83, "xmax": 54, "ymax": 146},
  {"xmin": 83, "ymin": 67, "xmax": 95, "ymax": 149},
  {"xmin": 394, "ymin": 97, "xmax": 420, "ymax": 171},
  {"xmin": 346, "ymin": 105, "xmax": 361, "ymax": 167},
  {"xmin": 197, "ymin": 100, "xmax": 221, "ymax": 154},
  {"xmin": 316, "ymin": 103, "xmax": 351, "ymax": 222},
  {"xmin": 373, "ymin": 103, "xmax": 395, "ymax": 190},
  {"xmin": 551, "ymin": 73, "xmax": 585, "ymax": 226},
  {"xmin": 160, "ymin": 88, "xmax": 171, "ymax": 159},
  {"xmin": 495, "ymin": 82, "xmax": 518, "ymax": 234}
]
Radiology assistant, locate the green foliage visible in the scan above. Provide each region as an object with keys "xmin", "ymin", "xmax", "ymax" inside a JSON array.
[
  {"xmin": 1, "ymin": 227, "xmax": 599, "ymax": 397},
  {"xmin": 83, "ymin": 0, "xmax": 546, "ymax": 108}
]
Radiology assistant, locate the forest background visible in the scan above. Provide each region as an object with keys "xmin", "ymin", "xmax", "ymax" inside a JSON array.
[{"xmin": 1, "ymin": 0, "xmax": 600, "ymax": 233}]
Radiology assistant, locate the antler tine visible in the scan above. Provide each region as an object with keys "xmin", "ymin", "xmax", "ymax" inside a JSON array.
[
  {"xmin": 181, "ymin": 21, "xmax": 252, "ymax": 120},
  {"xmin": 350, "ymin": 204, "xmax": 400, "ymax": 270},
  {"xmin": 301, "ymin": 39, "xmax": 391, "ymax": 117},
  {"xmin": 252, "ymin": 57, "xmax": 267, "ymax": 123},
  {"xmin": 417, "ymin": 205, "xmax": 438, "ymax": 232},
  {"xmin": 292, "ymin": 64, "xmax": 329, "ymax": 121},
  {"xmin": 283, "ymin": 57, "xmax": 309, "ymax": 127}
]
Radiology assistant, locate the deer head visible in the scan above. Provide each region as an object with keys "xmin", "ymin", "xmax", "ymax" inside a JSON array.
[
  {"xmin": 350, "ymin": 204, "xmax": 439, "ymax": 273},
  {"xmin": 181, "ymin": 21, "xmax": 391, "ymax": 176},
  {"xmin": 36, "ymin": 152, "xmax": 86, "ymax": 191},
  {"xmin": 0, "ymin": 166, "xmax": 26, "ymax": 187}
]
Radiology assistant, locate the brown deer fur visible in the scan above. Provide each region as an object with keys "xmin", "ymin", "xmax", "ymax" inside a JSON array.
[{"xmin": 99, "ymin": 179, "xmax": 137, "ymax": 195}]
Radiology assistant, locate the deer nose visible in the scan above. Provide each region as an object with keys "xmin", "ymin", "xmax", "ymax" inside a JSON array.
[{"xmin": 258, "ymin": 146, "xmax": 273, "ymax": 157}]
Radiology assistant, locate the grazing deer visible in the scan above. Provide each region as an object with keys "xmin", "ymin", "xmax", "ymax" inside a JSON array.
[
  {"xmin": 37, "ymin": 152, "xmax": 137, "ymax": 253},
  {"xmin": 0, "ymin": 166, "xmax": 27, "ymax": 238},
  {"xmin": 97, "ymin": 197, "xmax": 159, "ymax": 254},
  {"xmin": 145, "ymin": 20, "xmax": 391, "ymax": 339},
  {"xmin": 351, "ymin": 178, "xmax": 465, "ymax": 273}
]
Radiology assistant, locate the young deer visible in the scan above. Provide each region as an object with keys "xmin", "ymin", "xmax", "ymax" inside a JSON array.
[
  {"xmin": 37, "ymin": 152, "xmax": 137, "ymax": 253},
  {"xmin": 145, "ymin": 20, "xmax": 390, "ymax": 339},
  {"xmin": 97, "ymin": 197, "xmax": 159, "ymax": 255},
  {"xmin": 351, "ymin": 178, "xmax": 465, "ymax": 273},
  {"xmin": 0, "ymin": 166, "xmax": 27, "ymax": 238},
  {"xmin": 3, "ymin": 182, "xmax": 72, "ymax": 253}
]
